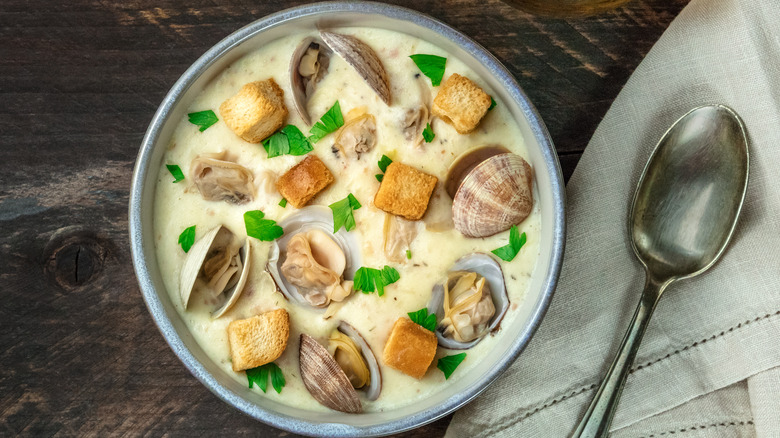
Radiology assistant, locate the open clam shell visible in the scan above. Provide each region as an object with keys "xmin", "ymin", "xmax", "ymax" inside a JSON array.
[
  {"xmin": 335, "ymin": 321, "xmax": 382, "ymax": 401},
  {"xmin": 427, "ymin": 253, "xmax": 510, "ymax": 350},
  {"xmin": 299, "ymin": 333, "xmax": 362, "ymax": 414},
  {"xmin": 179, "ymin": 225, "xmax": 251, "ymax": 318},
  {"xmin": 320, "ymin": 31, "xmax": 392, "ymax": 106},
  {"xmin": 290, "ymin": 37, "xmax": 332, "ymax": 126},
  {"xmin": 449, "ymin": 150, "xmax": 534, "ymax": 238},
  {"xmin": 267, "ymin": 206, "xmax": 361, "ymax": 308}
]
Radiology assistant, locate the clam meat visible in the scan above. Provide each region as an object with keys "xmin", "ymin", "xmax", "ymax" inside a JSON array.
[
  {"xmin": 179, "ymin": 225, "xmax": 251, "ymax": 318},
  {"xmin": 299, "ymin": 322, "xmax": 381, "ymax": 413},
  {"xmin": 320, "ymin": 31, "xmax": 392, "ymax": 106},
  {"xmin": 267, "ymin": 206, "xmax": 361, "ymax": 309},
  {"xmin": 332, "ymin": 108, "xmax": 377, "ymax": 160},
  {"xmin": 290, "ymin": 37, "xmax": 332, "ymax": 126},
  {"xmin": 401, "ymin": 74, "xmax": 433, "ymax": 148},
  {"xmin": 190, "ymin": 151, "xmax": 254, "ymax": 205},
  {"xmin": 427, "ymin": 253, "xmax": 509, "ymax": 349},
  {"xmin": 382, "ymin": 213, "xmax": 419, "ymax": 263}
]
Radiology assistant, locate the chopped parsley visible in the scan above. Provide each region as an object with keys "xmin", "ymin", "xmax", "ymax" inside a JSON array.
[
  {"xmin": 329, "ymin": 194, "xmax": 362, "ymax": 233},
  {"xmin": 353, "ymin": 265, "xmax": 400, "ymax": 297},
  {"xmin": 437, "ymin": 353, "xmax": 466, "ymax": 380},
  {"xmin": 408, "ymin": 307, "xmax": 436, "ymax": 332},
  {"xmin": 308, "ymin": 101, "xmax": 344, "ymax": 143},
  {"xmin": 491, "ymin": 225, "xmax": 527, "ymax": 262},
  {"xmin": 178, "ymin": 225, "xmax": 196, "ymax": 253},
  {"xmin": 488, "ymin": 97, "xmax": 497, "ymax": 111},
  {"xmin": 278, "ymin": 198, "xmax": 287, "ymax": 208},
  {"xmin": 187, "ymin": 110, "xmax": 219, "ymax": 132},
  {"xmin": 406, "ymin": 249, "xmax": 412, "ymax": 260},
  {"xmin": 422, "ymin": 123, "xmax": 435, "ymax": 143},
  {"xmin": 409, "ymin": 54, "xmax": 447, "ymax": 86},
  {"xmin": 166, "ymin": 164, "xmax": 185, "ymax": 183},
  {"xmin": 244, "ymin": 210, "xmax": 284, "ymax": 241},
  {"xmin": 262, "ymin": 125, "xmax": 313, "ymax": 158},
  {"xmin": 246, "ymin": 362, "xmax": 285, "ymax": 393},
  {"xmin": 375, "ymin": 154, "xmax": 393, "ymax": 182}
]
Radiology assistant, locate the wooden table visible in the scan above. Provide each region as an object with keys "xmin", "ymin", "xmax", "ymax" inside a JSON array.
[{"xmin": 1, "ymin": 0, "xmax": 689, "ymax": 435}]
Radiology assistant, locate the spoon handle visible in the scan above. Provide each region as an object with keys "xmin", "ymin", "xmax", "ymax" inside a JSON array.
[{"xmin": 572, "ymin": 275, "xmax": 668, "ymax": 438}]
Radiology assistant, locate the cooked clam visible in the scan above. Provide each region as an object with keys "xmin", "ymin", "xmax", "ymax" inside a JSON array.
[
  {"xmin": 320, "ymin": 31, "xmax": 392, "ymax": 106},
  {"xmin": 267, "ymin": 206, "xmax": 361, "ymax": 308},
  {"xmin": 402, "ymin": 75, "xmax": 433, "ymax": 148},
  {"xmin": 190, "ymin": 152, "xmax": 254, "ymax": 204},
  {"xmin": 329, "ymin": 321, "xmax": 381, "ymax": 401},
  {"xmin": 427, "ymin": 253, "xmax": 509, "ymax": 349},
  {"xmin": 383, "ymin": 213, "xmax": 419, "ymax": 263},
  {"xmin": 299, "ymin": 333, "xmax": 362, "ymax": 413},
  {"xmin": 179, "ymin": 225, "xmax": 251, "ymax": 318},
  {"xmin": 290, "ymin": 37, "xmax": 332, "ymax": 126},
  {"xmin": 446, "ymin": 147, "xmax": 534, "ymax": 238},
  {"xmin": 332, "ymin": 108, "xmax": 377, "ymax": 160}
]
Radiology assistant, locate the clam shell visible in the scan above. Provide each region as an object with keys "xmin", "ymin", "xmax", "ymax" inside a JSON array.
[
  {"xmin": 427, "ymin": 253, "xmax": 509, "ymax": 350},
  {"xmin": 290, "ymin": 37, "xmax": 331, "ymax": 126},
  {"xmin": 211, "ymin": 238, "xmax": 250, "ymax": 318},
  {"xmin": 320, "ymin": 31, "xmax": 391, "ymax": 106},
  {"xmin": 451, "ymin": 153, "xmax": 534, "ymax": 238},
  {"xmin": 337, "ymin": 321, "xmax": 382, "ymax": 401},
  {"xmin": 299, "ymin": 333, "xmax": 362, "ymax": 414},
  {"xmin": 267, "ymin": 206, "xmax": 361, "ymax": 308}
]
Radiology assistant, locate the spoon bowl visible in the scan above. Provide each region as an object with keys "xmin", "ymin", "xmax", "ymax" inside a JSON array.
[{"xmin": 573, "ymin": 104, "xmax": 749, "ymax": 437}]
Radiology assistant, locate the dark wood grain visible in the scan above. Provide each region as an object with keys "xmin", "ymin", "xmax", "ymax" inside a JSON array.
[{"xmin": 0, "ymin": 0, "xmax": 688, "ymax": 436}]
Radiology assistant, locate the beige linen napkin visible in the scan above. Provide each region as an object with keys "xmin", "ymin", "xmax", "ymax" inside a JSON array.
[{"xmin": 446, "ymin": 0, "xmax": 780, "ymax": 436}]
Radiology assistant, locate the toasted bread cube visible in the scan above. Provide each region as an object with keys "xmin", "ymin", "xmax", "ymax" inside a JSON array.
[
  {"xmin": 383, "ymin": 317, "xmax": 437, "ymax": 379},
  {"xmin": 276, "ymin": 155, "xmax": 335, "ymax": 208},
  {"xmin": 432, "ymin": 73, "xmax": 492, "ymax": 134},
  {"xmin": 374, "ymin": 162, "xmax": 438, "ymax": 221},
  {"xmin": 219, "ymin": 79, "xmax": 288, "ymax": 143},
  {"xmin": 228, "ymin": 309, "xmax": 290, "ymax": 372}
]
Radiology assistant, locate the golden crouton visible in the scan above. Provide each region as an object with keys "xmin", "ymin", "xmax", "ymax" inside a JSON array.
[
  {"xmin": 276, "ymin": 155, "xmax": 335, "ymax": 208},
  {"xmin": 374, "ymin": 162, "xmax": 438, "ymax": 221},
  {"xmin": 382, "ymin": 317, "xmax": 437, "ymax": 379},
  {"xmin": 432, "ymin": 73, "xmax": 492, "ymax": 134},
  {"xmin": 219, "ymin": 79, "xmax": 287, "ymax": 143},
  {"xmin": 228, "ymin": 309, "xmax": 290, "ymax": 372}
]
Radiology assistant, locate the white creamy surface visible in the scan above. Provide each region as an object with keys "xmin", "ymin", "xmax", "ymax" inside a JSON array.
[{"xmin": 153, "ymin": 27, "xmax": 541, "ymax": 412}]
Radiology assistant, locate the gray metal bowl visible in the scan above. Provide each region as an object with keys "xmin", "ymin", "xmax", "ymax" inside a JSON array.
[{"xmin": 129, "ymin": 2, "xmax": 565, "ymax": 436}]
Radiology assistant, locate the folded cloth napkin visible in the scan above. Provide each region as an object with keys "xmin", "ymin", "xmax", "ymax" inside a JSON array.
[{"xmin": 446, "ymin": 0, "xmax": 780, "ymax": 436}]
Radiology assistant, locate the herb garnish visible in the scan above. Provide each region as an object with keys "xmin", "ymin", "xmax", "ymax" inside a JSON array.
[
  {"xmin": 422, "ymin": 123, "xmax": 435, "ymax": 143},
  {"xmin": 437, "ymin": 353, "xmax": 467, "ymax": 379},
  {"xmin": 409, "ymin": 54, "xmax": 447, "ymax": 86},
  {"xmin": 406, "ymin": 249, "xmax": 412, "ymax": 260},
  {"xmin": 166, "ymin": 164, "xmax": 185, "ymax": 183},
  {"xmin": 408, "ymin": 307, "xmax": 437, "ymax": 332},
  {"xmin": 278, "ymin": 198, "xmax": 287, "ymax": 208},
  {"xmin": 488, "ymin": 97, "xmax": 497, "ymax": 111},
  {"xmin": 375, "ymin": 154, "xmax": 393, "ymax": 182},
  {"xmin": 353, "ymin": 265, "xmax": 400, "ymax": 297},
  {"xmin": 262, "ymin": 125, "xmax": 313, "ymax": 158},
  {"xmin": 246, "ymin": 362, "xmax": 285, "ymax": 393},
  {"xmin": 329, "ymin": 194, "xmax": 362, "ymax": 233},
  {"xmin": 309, "ymin": 101, "xmax": 344, "ymax": 143},
  {"xmin": 187, "ymin": 110, "xmax": 219, "ymax": 132},
  {"xmin": 491, "ymin": 225, "xmax": 527, "ymax": 262},
  {"xmin": 178, "ymin": 225, "xmax": 196, "ymax": 253},
  {"xmin": 244, "ymin": 210, "xmax": 284, "ymax": 241}
]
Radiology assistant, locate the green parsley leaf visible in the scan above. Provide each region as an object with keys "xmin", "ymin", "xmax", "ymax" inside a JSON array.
[
  {"xmin": 353, "ymin": 265, "xmax": 400, "ymax": 297},
  {"xmin": 410, "ymin": 54, "xmax": 447, "ymax": 86},
  {"xmin": 377, "ymin": 154, "xmax": 393, "ymax": 173},
  {"xmin": 408, "ymin": 307, "xmax": 437, "ymax": 332},
  {"xmin": 279, "ymin": 198, "xmax": 287, "ymax": 208},
  {"xmin": 437, "ymin": 353, "xmax": 467, "ymax": 379},
  {"xmin": 422, "ymin": 123, "xmax": 435, "ymax": 143},
  {"xmin": 309, "ymin": 101, "xmax": 344, "ymax": 143},
  {"xmin": 406, "ymin": 249, "xmax": 412, "ymax": 260},
  {"xmin": 488, "ymin": 97, "xmax": 497, "ymax": 111},
  {"xmin": 244, "ymin": 210, "xmax": 284, "ymax": 241},
  {"xmin": 262, "ymin": 125, "xmax": 312, "ymax": 158},
  {"xmin": 491, "ymin": 225, "xmax": 527, "ymax": 262},
  {"xmin": 375, "ymin": 174, "xmax": 384, "ymax": 182},
  {"xmin": 188, "ymin": 110, "xmax": 219, "ymax": 132},
  {"xmin": 178, "ymin": 225, "xmax": 196, "ymax": 253},
  {"xmin": 329, "ymin": 193, "xmax": 362, "ymax": 233},
  {"xmin": 246, "ymin": 362, "xmax": 285, "ymax": 393},
  {"xmin": 166, "ymin": 164, "xmax": 185, "ymax": 183}
]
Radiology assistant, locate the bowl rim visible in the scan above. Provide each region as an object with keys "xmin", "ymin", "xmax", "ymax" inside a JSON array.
[{"xmin": 129, "ymin": 2, "xmax": 566, "ymax": 436}]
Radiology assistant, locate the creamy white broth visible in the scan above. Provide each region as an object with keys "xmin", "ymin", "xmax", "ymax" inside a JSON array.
[{"xmin": 153, "ymin": 27, "xmax": 541, "ymax": 412}]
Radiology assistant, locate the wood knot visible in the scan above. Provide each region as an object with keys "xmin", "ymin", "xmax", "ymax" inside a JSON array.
[{"xmin": 43, "ymin": 227, "xmax": 109, "ymax": 291}]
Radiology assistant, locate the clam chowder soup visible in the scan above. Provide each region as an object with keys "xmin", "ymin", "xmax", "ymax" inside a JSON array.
[{"xmin": 154, "ymin": 27, "xmax": 541, "ymax": 413}]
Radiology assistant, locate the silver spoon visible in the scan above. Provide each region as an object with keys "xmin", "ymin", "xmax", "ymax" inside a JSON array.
[{"xmin": 572, "ymin": 104, "xmax": 749, "ymax": 437}]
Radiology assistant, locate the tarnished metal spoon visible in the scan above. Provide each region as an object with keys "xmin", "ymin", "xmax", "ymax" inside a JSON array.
[{"xmin": 573, "ymin": 104, "xmax": 749, "ymax": 437}]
